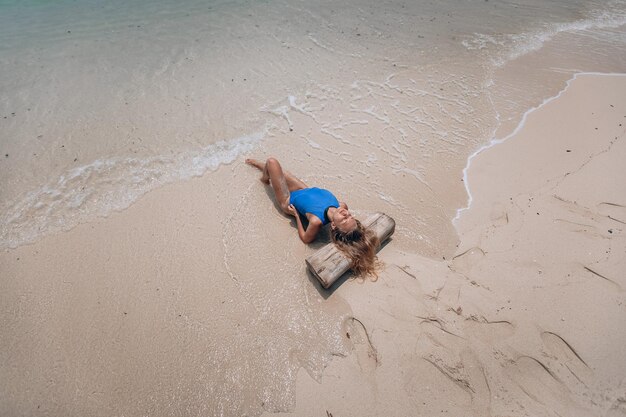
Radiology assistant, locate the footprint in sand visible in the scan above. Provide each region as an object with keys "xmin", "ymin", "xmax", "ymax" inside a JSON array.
[
  {"xmin": 450, "ymin": 246, "xmax": 485, "ymax": 273},
  {"xmin": 504, "ymin": 353, "xmax": 592, "ymax": 417},
  {"xmin": 504, "ymin": 329, "xmax": 608, "ymax": 416},
  {"xmin": 416, "ymin": 327, "xmax": 491, "ymax": 415},
  {"xmin": 506, "ymin": 356, "xmax": 569, "ymax": 410},
  {"xmin": 540, "ymin": 331, "xmax": 593, "ymax": 388},
  {"xmin": 344, "ymin": 317, "xmax": 379, "ymax": 374},
  {"xmin": 464, "ymin": 316, "xmax": 515, "ymax": 345}
]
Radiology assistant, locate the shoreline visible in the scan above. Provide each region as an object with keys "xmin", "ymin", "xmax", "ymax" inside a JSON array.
[
  {"xmin": 266, "ymin": 73, "xmax": 626, "ymax": 417},
  {"xmin": 1, "ymin": 10, "xmax": 625, "ymax": 412},
  {"xmin": 454, "ymin": 71, "xmax": 626, "ymax": 225},
  {"xmin": 0, "ymin": 74, "xmax": 624, "ymax": 417}
]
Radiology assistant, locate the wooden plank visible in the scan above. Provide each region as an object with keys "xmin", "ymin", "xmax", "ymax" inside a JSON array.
[{"xmin": 306, "ymin": 212, "xmax": 395, "ymax": 288}]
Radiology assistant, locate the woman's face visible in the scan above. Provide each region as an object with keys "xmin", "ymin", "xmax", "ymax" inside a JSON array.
[{"xmin": 332, "ymin": 207, "xmax": 357, "ymax": 233}]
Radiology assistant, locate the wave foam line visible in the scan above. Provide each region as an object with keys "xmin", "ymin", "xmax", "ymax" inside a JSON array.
[
  {"xmin": 463, "ymin": 3, "xmax": 626, "ymax": 67},
  {"xmin": 453, "ymin": 72, "xmax": 626, "ymax": 225},
  {"xmin": 0, "ymin": 131, "xmax": 265, "ymax": 249}
]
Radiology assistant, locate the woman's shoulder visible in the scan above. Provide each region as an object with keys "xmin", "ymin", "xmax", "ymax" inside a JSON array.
[{"xmin": 306, "ymin": 214, "xmax": 324, "ymax": 226}]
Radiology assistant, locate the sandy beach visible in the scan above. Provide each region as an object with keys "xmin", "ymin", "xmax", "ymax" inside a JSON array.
[
  {"xmin": 265, "ymin": 73, "xmax": 626, "ymax": 417},
  {"xmin": 1, "ymin": 1, "xmax": 626, "ymax": 416},
  {"xmin": 2, "ymin": 73, "xmax": 625, "ymax": 416}
]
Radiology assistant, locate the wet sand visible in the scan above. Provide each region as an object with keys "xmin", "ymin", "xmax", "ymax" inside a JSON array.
[{"xmin": 264, "ymin": 74, "xmax": 626, "ymax": 416}]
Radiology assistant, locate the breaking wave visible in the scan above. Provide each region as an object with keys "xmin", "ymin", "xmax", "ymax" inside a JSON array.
[{"xmin": 0, "ymin": 131, "xmax": 265, "ymax": 249}]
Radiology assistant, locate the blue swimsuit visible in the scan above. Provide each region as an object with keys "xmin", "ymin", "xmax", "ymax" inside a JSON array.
[{"xmin": 289, "ymin": 187, "xmax": 339, "ymax": 225}]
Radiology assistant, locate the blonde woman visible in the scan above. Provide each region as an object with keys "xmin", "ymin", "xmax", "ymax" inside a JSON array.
[{"xmin": 246, "ymin": 157, "xmax": 379, "ymax": 277}]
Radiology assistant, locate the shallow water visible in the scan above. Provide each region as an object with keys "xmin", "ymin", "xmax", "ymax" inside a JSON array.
[
  {"xmin": 1, "ymin": 0, "xmax": 625, "ymax": 415},
  {"xmin": 2, "ymin": 0, "xmax": 625, "ymax": 251}
]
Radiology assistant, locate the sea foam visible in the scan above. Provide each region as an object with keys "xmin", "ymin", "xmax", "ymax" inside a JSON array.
[
  {"xmin": 453, "ymin": 72, "xmax": 626, "ymax": 225},
  {"xmin": 463, "ymin": 3, "xmax": 626, "ymax": 67},
  {"xmin": 0, "ymin": 131, "xmax": 265, "ymax": 249}
]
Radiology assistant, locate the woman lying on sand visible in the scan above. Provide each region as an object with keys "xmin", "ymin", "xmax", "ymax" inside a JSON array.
[{"xmin": 246, "ymin": 157, "xmax": 379, "ymax": 276}]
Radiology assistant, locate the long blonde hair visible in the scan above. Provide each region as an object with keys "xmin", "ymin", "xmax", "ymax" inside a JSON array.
[{"xmin": 331, "ymin": 220, "xmax": 380, "ymax": 279}]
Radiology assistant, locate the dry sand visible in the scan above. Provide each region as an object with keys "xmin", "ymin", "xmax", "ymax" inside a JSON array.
[
  {"xmin": 1, "ymin": 73, "xmax": 625, "ymax": 416},
  {"xmin": 265, "ymin": 74, "xmax": 626, "ymax": 417}
]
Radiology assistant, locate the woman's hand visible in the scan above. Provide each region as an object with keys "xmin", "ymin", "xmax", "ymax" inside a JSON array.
[{"xmin": 287, "ymin": 204, "xmax": 298, "ymax": 217}]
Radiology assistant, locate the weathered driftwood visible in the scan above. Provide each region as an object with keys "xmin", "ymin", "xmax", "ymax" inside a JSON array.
[{"xmin": 306, "ymin": 212, "xmax": 395, "ymax": 289}]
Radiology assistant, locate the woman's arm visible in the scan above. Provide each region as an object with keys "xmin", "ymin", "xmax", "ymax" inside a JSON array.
[{"xmin": 288, "ymin": 204, "xmax": 321, "ymax": 243}]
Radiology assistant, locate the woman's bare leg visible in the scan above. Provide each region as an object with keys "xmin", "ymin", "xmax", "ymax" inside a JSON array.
[
  {"xmin": 245, "ymin": 157, "xmax": 307, "ymax": 213},
  {"xmin": 245, "ymin": 158, "xmax": 270, "ymax": 184},
  {"xmin": 245, "ymin": 158, "xmax": 307, "ymax": 191}
]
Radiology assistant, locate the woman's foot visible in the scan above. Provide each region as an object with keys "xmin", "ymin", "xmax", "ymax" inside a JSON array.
[{"xmin": 245, "ymin": 158, "xmax": 270, "ymax": 184}]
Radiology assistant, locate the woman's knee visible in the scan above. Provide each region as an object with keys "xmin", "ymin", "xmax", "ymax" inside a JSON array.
[
  {"xmin": 265, "ymin": 157, "xmax": 285, "ymax": 178},
  {"xmin": 266, "ymin": 157, "xmax": 280, "ymax": 167}
]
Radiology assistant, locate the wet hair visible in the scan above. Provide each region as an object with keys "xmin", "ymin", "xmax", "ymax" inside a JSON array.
[{"xmin": 331, "ymin": 220, "xmax": 381, "ymax": 279}]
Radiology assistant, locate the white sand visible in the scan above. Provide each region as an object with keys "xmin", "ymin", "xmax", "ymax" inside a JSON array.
[
  {"xmin": 1, "ymin": 70, "xmax": 624, "ymax": 416},
  {"xmin": 2, "ymin": 1, "xmax": 626, "ymax": 415},
  {"xmin": 265, "ymin": 74, "xmax": 626, "ymax": 417}
]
